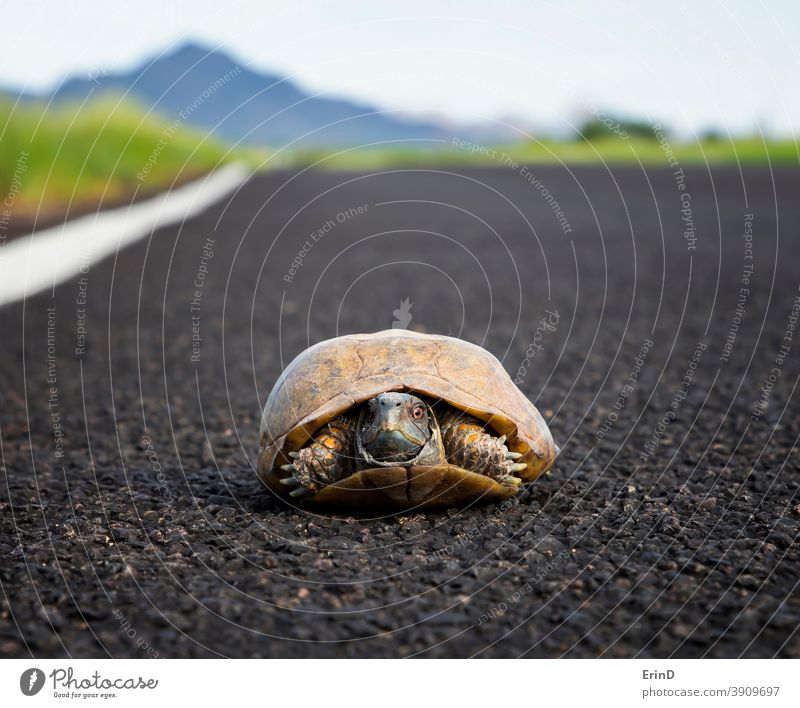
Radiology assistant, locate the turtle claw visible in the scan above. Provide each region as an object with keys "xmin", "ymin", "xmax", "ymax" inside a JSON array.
[
  {"xmin": 289, "ymin": 486, "xmax": 314, "ymax": 498},
  {"xmin": 508, "ymin": 462, "xmax": 527, "ymax": 473},
  {"xmin": 281, "ymin": 472, "xmax": 316, "ymax": 499},
  {"xmin": 498, "ymin": 475, "xmax": 522, "ymax": 487},
  {"xmin": 278, "ymin": 451, "xmax": 318, "ymax": 499},
  {"xmin": 497, "ymin": 435, "xmax": 507, "ymax": 445},
  {"xmin": 505, "ymin": 451, "xmax": 523, "ymax": 460}
]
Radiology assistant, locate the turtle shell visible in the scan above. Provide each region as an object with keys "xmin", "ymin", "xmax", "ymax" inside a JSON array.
[{"xmin": 258, "ymin": 329, "xmax": 558, "ymax": 508}]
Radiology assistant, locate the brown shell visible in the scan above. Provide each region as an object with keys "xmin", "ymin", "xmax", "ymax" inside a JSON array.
[{"xmin": 258, "ymin": 329, "xmax": 558, "ymax": 508}]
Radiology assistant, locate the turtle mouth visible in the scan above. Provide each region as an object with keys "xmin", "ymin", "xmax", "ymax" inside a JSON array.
[{"xmin": 362, "ymin": 428, "xmax": 425, "ymax": 462}]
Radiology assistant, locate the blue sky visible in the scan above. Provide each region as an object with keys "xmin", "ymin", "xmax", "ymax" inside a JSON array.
[{"xmin": 3, "ymin": 0, "xmax": 798, "ymax": 137}]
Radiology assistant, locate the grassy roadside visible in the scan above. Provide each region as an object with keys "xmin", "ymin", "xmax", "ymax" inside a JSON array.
[
  {"xmin": 0, "ymin": 97, "xmax": 264, "ymax": 223},
  {"xmin": 1, "ymin": 96, "xmax": 797, "ymax": 229},
  {"xmin": 288, "ymin": 136, "xmax": 800, "ymax": 172}
]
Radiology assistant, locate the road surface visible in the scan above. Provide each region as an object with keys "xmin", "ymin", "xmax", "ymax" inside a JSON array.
[{"xmin": 1, "ymin": 164, "xmax": 798, "ymax": 657}]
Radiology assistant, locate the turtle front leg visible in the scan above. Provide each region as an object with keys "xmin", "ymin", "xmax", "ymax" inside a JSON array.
[
  {"xmin": 279, "ymin": 414, "xmax": 356, "ymax": 498},
  {"xmin": 439, "ymin": 410, "xmax": 526, "ymax": 486}
]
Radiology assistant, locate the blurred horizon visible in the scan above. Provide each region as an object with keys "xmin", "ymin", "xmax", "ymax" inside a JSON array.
[
  {"xmin": 3, "ymin": 37, "xmax": 795, "ymax": 144},
  {"xmin": 2, "ymin": 0, "xmax": 799, "ymax": 139},
  {"xmin": 2, "ymin": 2, "xmax": 798, "ymax": 221}
]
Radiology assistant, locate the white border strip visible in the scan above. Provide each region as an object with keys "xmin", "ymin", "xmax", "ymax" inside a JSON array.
[
  {"xmin": 0, "ymin": 163, "xmax": 249, "ymax": 308},
  {"xmin": 0, "ymin": 659, "xmax": 797, "ymax": 706}
]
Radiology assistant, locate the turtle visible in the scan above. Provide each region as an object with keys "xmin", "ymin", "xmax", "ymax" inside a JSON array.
[{"xmin": 258, "ymin": 329, "xmax": 559, "ymax": 509}]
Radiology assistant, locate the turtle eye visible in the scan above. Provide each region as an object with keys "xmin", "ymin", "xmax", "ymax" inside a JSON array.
[{"xmin": 411, "ymin": 404, "xmax": 426, "ymax": 420}]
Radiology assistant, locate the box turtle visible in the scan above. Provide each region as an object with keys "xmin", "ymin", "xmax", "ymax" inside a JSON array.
[{"xmin": 258, "ymin": 329, "xmax": 558, "ymax": 509}]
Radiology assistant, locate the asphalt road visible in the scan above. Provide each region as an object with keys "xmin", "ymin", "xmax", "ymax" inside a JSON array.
[{"xmin": 1, "ymin": 164, "xmax": 799, "ymax": 658}]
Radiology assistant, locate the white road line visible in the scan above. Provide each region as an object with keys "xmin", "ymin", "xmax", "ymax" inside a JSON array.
[{"xmin": 0, "ymin": 162, "xmax": 250, "ymax": 308}]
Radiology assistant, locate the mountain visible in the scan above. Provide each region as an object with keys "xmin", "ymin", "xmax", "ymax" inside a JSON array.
[{"xmin": 6, "ymin": 42, "xmax": 515, "ymax": 148}]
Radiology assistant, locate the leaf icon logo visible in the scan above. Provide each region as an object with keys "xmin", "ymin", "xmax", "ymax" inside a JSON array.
[
  {"xmin": 392, "ymin": 298, "xmax": 413, "ymax": 329},
  {"xmin": 20, "ymin": 668, "xmax": 45, "ymax": 696}
]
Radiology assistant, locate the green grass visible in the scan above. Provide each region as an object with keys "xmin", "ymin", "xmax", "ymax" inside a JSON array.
[
  {"xmin": 1, "ymin": 96, "xmax": 796, "ymax": 216},
  {"xmin": 0, "ymin": 97, "xmax": 264, "ymax": 214},
  {"xmin": 288, "ymin": 136, "xmax": 799, "ymax": 172}
]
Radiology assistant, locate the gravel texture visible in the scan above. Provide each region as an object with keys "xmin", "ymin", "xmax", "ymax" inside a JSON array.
[{"xmin": 1, "ymin": 165, "xmax": 799, "ymax": 658}]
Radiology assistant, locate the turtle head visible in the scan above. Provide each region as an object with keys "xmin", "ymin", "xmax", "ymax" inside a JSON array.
[{"xmin": 357, "ymin": 392, "xmax": 433, "ymax": 463}]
